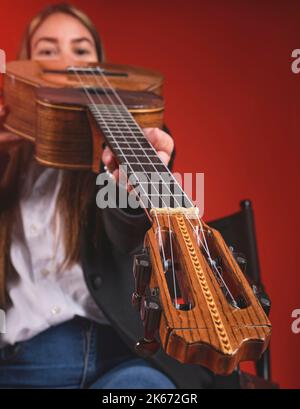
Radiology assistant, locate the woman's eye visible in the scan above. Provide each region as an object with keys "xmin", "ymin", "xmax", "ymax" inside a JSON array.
[
  {"xmin": 73, "ymin": 48, "xmax": 91, "ymax": 56},
  {"xmin": 37, "ymin": 49, "xmax": 57, "ymax": 56}
]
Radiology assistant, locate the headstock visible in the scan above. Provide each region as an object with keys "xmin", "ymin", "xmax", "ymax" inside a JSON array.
[{"xmin": 132, "ymin": 207, "xmax": 271, "ymax": 375}]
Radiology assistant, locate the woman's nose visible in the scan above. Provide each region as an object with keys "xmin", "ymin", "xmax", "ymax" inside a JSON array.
[{"xmin": 58, "ymin": 55, "xmax": 78, "ymax": 67}]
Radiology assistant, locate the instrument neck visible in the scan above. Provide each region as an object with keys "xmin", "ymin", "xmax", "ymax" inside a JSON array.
[{"xmin": 88, "ymin": 103, "xmax": 191, "ymax": 210}]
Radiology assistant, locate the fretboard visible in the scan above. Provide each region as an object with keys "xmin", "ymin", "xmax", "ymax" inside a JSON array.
[{"xmin": 88, "ymin": 103, "xmax": 192, "ymax": 209}]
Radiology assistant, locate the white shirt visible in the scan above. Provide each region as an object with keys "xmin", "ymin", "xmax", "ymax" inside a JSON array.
[{"xmin": 0, "ymin": 160, "xmax": 110, "ymax": 347}]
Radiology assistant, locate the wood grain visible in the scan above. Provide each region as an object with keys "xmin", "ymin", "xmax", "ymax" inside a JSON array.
[
  {"xmin": 3, "ymin": 60, "xmax": 164, "ymax": 171},
  {"xmin": 146, "ymin": 208, "xmax": 271, "ymax": 375}
]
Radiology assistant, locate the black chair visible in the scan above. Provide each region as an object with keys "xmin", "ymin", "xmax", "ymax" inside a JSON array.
[{"xmin": 207, "ymin": 199, "xmax": 273, "ymax": 386}]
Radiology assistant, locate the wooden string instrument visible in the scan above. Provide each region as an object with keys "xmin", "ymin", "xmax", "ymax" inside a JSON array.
[{"xmin": 2, "ymin": 60, "xmax": 271, "ymax": 375}]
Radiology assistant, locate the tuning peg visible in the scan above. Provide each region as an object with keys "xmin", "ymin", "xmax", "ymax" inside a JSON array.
[
  {"xmin": 135, "ymin": 297, "xmax": 161, "ymax": 358},
  {"xmin": 132, "ymin": 250, "xmax": 151, "ymax": 310},
  {"xmin": 131, "ymin": 292, "xmax": 141, "ymax": 310},
  {"xmin": 229, "ymin": 247, "xmax": 247, "ymax": 274},
  {"xmin": 135, "ymin": 338, "xmax": 160, "ymax": 358},
  {"xmin": 252, "ymin": 284, "xmax": 271, "ymax": 316}
]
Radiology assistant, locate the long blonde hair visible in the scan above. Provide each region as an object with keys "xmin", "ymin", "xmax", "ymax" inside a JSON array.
[{"xmin": 0, "ymin": 3, "xmax": 105, "ymax": 307}]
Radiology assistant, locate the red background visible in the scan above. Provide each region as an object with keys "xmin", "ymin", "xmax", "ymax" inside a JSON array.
[{"xmin": 0, "ymin": 0, "xmax": 299, "ymax": 388}]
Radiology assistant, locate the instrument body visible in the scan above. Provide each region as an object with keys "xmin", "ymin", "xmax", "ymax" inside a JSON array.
[
  {"xmin": 2, "ymin": 60, "xmax": 271, "ymax": 375},
  {"xmin": 3, "ymin": 60, "xmax": 164, "ymax": 172}
]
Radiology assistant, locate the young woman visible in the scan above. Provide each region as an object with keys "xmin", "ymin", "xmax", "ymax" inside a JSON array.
[{"xmin": 0, "ymin": 3, "xmax": 216, "ymax": 389}]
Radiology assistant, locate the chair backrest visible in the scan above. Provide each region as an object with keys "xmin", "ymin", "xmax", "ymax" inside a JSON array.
[{"xmin": 208, "ymin": 199, "xmax": 261, "ymax": 284}]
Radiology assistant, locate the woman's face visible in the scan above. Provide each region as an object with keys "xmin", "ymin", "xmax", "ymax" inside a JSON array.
[{"xmin": 30, "ymin": 12, "xmax": 98, "ymax": 65}]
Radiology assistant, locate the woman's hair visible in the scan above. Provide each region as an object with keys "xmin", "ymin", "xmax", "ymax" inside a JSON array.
[
  {"xmin": 0, "ymin": 3, "xmax": 105, "ymax": 306},
  {"xmin": 18, "ymin": 2, "xmax": 105, "ymax": 61}
]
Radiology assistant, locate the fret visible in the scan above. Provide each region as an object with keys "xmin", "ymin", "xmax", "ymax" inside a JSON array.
[
  {"xmin": 127, "ymin": 171, "xmax": 173, "ymax": 185},
  {"xmin": 130, "ymin": 177, "xmax": 191, "ymax": 209},
  {"xmin": 91, "ymin": 109, "xmax": 142, "ymax": 129},
  {"xmin": 99, "ymin": 107, "xmax": 133, "ymax": 117},
  {"xmin": 102, "ymin": 132, "xmax": 144, "ymax": 138},
  {"xmin": 116, "ymin": 158, "xmax": 164, "ymax": 166},
  {"xmin": 88, "ymin": 103, "xmax": 192, "ymax": 210},
  {"xmin": 91, "ymin": 108, "xmax": 135, "ymax": 118},
  {"xmin": 109, "ymin": 142, "xmax": 154, "ymax": 150},
  {"xmin": 89, "ymin": 104, "xmax": 136, "ymax": 120},
  {"xmin": 102, "ymin": 128, "xmax": 142, "ymax": 134},
  {"xmin": 96, "ymin": 120, "xmax": 132, "ymax": 125},
  {"xmin": 136, "ymin": 193, "xmax": 189, "ymax": 209},
  {"xmin": 89, "ymin": 104, "xmax": 123, "ymax": 111},
  {"xmin": 134, "ymin": 183, "xmax": 187, "ymax": 200},
  {"xmin": 98, "ymin": 124, "xmax": 141, "ymax": 131},
  {"xmin": 95, "ymin": 117, "xmax": 140, "ymax": 125},
  {"xmin": 94, "ymin": 114, "xmax": 128, "ymax": 119},
  {"xmin": 97, "ymin": 117, "xmax": 137, "ymax": 125},
  {"xmin": 130, "ymin": 162, "xmax": 163, "ymax": 165},
  {"xmin": 106, "ymin": 128, "xmax": 139, "ymax": 134},
  {"xmin": 114, "ymin": 153, "xmax": 151, "ymax": 160},
  {"xmin": 89, "ymin": 105, "xmax": 148, "ymax": 141},
  {"xmin": 141, "ymin": 155, "xmax": 162, "ymax": 163},
  {"xmin": 97, "ymin": 119, "xmax": 141, "ymax": 126},
  {"xmin": 119, "ymin": 160, "xmax": 165, "ymax": 165},
  {"xmin": 127, "ymin": 171, "xmax": 172, "ymax": 178},
  {"xmin": 109, "ymin": 140, "xmax": 154, "ymax": 147},
  {"xmin": 137, "ymin": 181, "xmax": 185, "ymax": 194},
  {"xmin": 133, "ymin": 141, "xmax": 156, "ymax": 149},
  {"xmin": 104, "ymin": 132, "xmax": 143, "ymax": 138},
  {"xmin": 101, "ymin": 129, "xmax": 139, "ymax": 135},
  {"xmin": 110, "ymin": 145, "xmax": 155, "ymax": 152},
  {"xmin": 112, "ymin": 152, "xmax": 163, "ymax": 164},
  {"xmin": 138, "ymin": 195, "xmax": 187, "ymax": 201},
  {"xmin": 126, "ymin": 154, "xmax": 161, "ymax": 159},
  {"xmin": 114, "ymin": 148, "xmax": 156, "ymax": 154},
  {"xmin": 91, "ymin": 111, "xmax": 123, "ymax": 117},
  {"xmin": 130, "ymin": 164, "xmax": 167, "ymax": 173},
  {"xmin": 112, "ymin": 149, "xmax": 137, "ymax": 155},
  {"xmin": 106, "ymin": 137, "xmax": 145, "ymax": 143},
  {"xmin": 91, "ymin": 108, "xmax": 123, "ymax": 113}
]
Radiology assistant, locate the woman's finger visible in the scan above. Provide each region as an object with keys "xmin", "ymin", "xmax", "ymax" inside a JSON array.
[
  {"xmin": 102, "ymin": 146, "xmax": 118, "ymax": 173},
  {"xmin": 156, "ymin": 150, "xmax": 171, "ymax": 166},
  {"xmin": 143, "ymin": 128, "xmax": 174, "ymax": 159}
]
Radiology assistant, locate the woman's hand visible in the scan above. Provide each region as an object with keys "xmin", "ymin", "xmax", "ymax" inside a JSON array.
[{"xmin": 101, "ymin": 127, "xmax": 174, "ymax": 185}]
